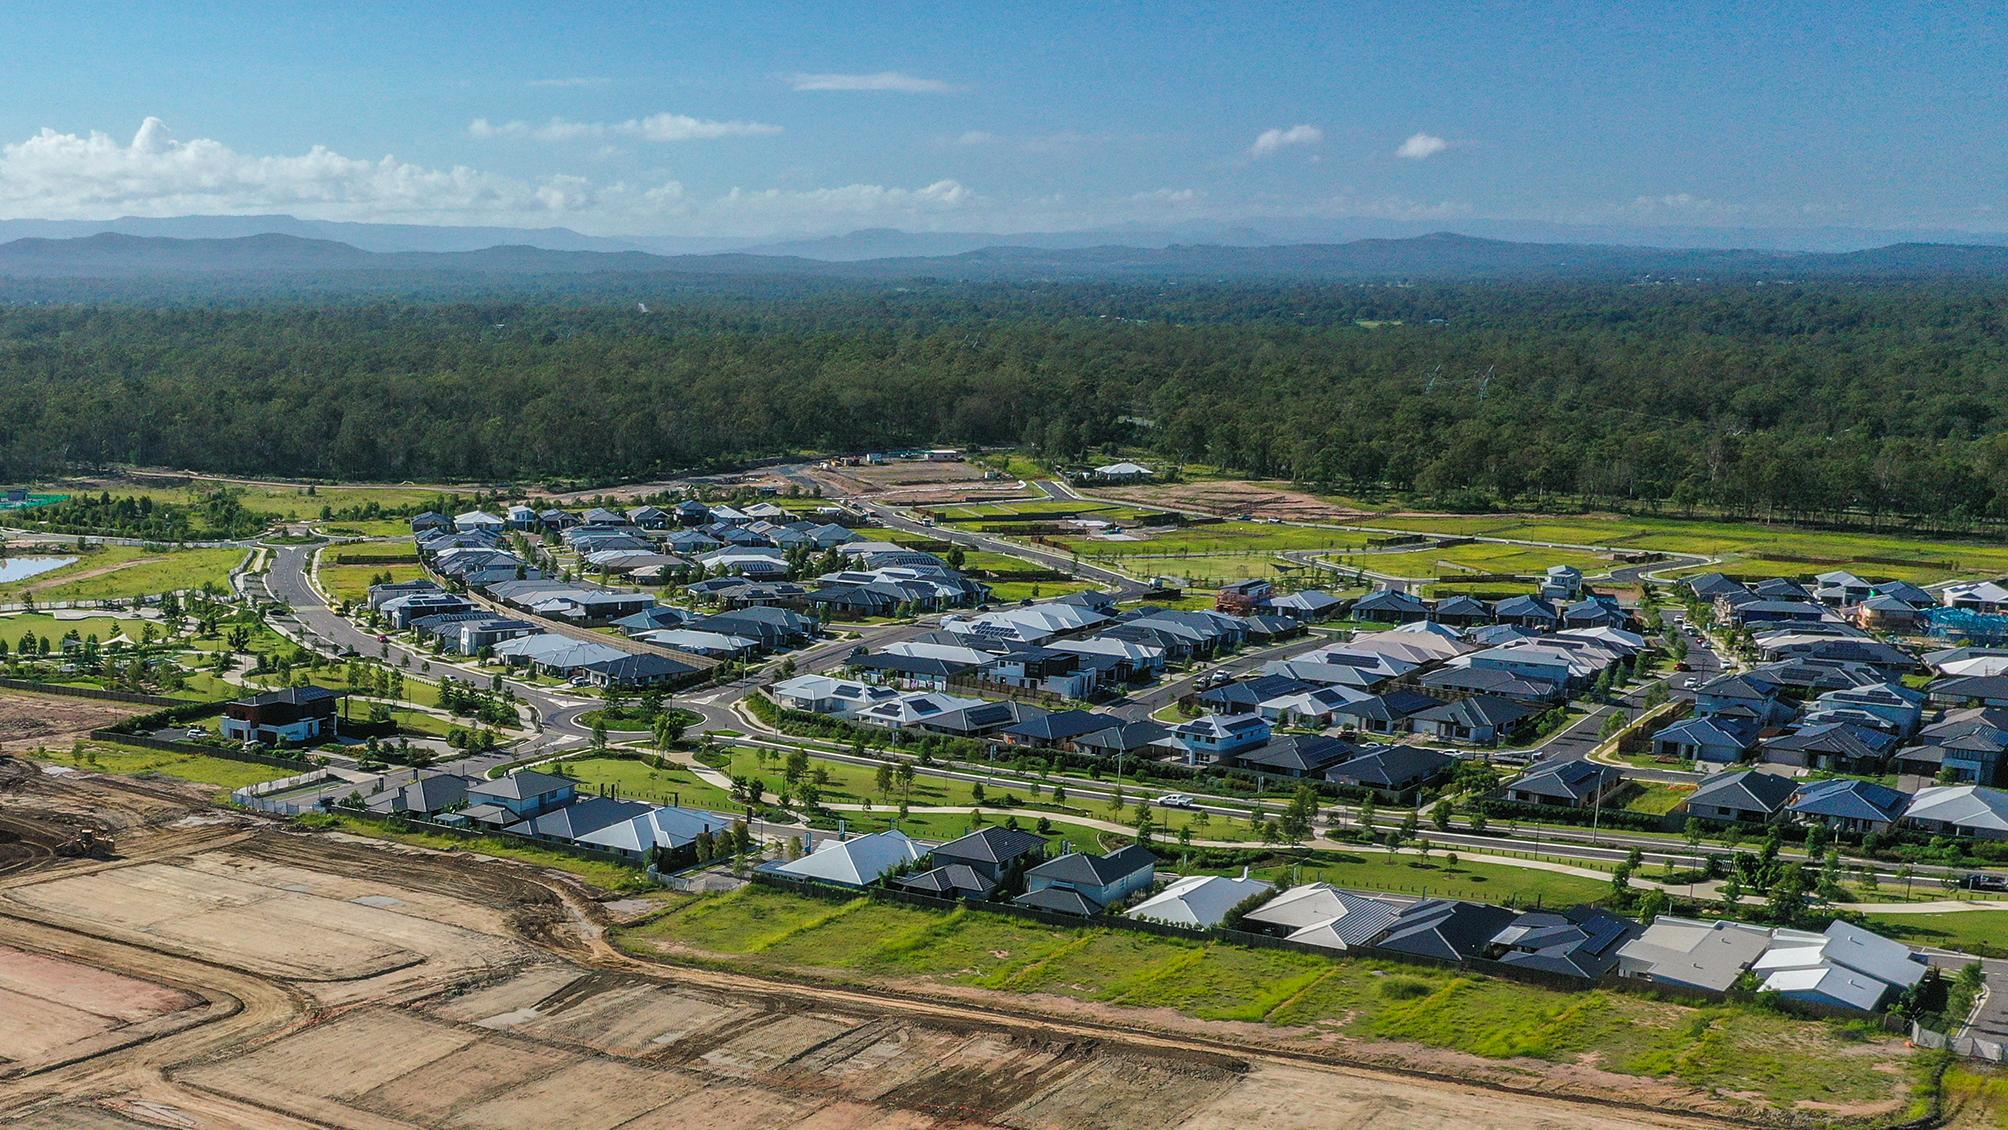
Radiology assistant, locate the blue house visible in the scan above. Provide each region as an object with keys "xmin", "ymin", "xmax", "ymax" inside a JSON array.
[{"xmin": 1173, "ymin": 713, "xmax": 1271, "ymax": 761}]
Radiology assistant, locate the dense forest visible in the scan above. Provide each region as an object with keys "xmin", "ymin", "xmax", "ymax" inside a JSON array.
[{"xmin": 1, "ymin": 277, "xmax": 2006, "ymax": 524}]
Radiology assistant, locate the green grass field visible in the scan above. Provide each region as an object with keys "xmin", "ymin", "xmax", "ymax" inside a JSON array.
[
  {"xmin": 1259, "ymin": 851, "xmax": 1613, "ymax": 907},
  {"xmin": 31, "ymin": 743, "xmax": 296, "ymax": 792},
  {"xmin": 1360, "ymin": 511, "xmax": 2008, "ymax": 583},
  {"xmin": 1062, "ymin": 521, "xmax": 1376, "ymax": 558},
  {"xmin": 319, "ymin": 562, "xmax": 426, "ymax": 603},
  {"xmin": 318, "ymin": 519, "xmax": 418, "ymax": 537},
  {"xmin": 1860, "ymin": 910, "xmax": 2008, "ymax": 958},
  {"xmin": 558, "ymin": 754, "xmax": 740, "ymax": 811},
  {"xmin": 1624, "ymin": 782, "xmax": 1695, "ymax": 816},
  {"xmin": 0, "ymin": 547, "xmax": 245, "ymax": 602},
  {"xmin": 624, "ymin": 885, "xmax": 1919, "ymax": 1116},
  {"xmin": 40, "ymin": 478, "xmax": 460, "ymax": 521},
  {"xmin": 1358, "ymin": 541, "xmax": 1614, "ymax": 581}
]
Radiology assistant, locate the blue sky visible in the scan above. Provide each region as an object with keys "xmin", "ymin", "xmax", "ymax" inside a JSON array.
[{"xmin": 0, "ymin": 2, "xmax": 2001, "ymax": 238}]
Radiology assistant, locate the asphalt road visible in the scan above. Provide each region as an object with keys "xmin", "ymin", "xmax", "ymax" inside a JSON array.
[{"xmin": 258, "ymin": 543, "xmax": 597, "ymax": 749}]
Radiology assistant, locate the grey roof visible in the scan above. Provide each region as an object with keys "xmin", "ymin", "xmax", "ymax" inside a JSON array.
[
  {"xmin": 1024, "ymin": 844, "xmax": 1156, "ymax": 888},
  {"xmin": 1239, "ymin": 883, "xmax": 1401, "ymax": 943},
  {"xmin": 468, "ymin": 768, "xmax": 574, "ymax": 802},
  {"xmin": 898, "ymin": 864, "xmax": 995, "ymax": 896},
  {"xmin": 933, "ymin": 825, "xmax": 1047, "ymax": 866},
  {"xmin": 1234, "ymin": 734, "xmax": 1359, "ymax": 774},
  {"xmin": 1012, "ymin": 886, "xmax": 1104, "ymax": 916},
  {"xmin": 1324, "ymin": 745, "xmax": 1455, "ymax": 791},
  {"xmin": 1687, "ymin": 770, "xmax": 1798, "ymax": 816},
  {"xmin": 1488, "ymin": 906, "xmax": 1640, "ymax": 979},
  {"xmin": 506, "ymin": 796, "xmax": 651, "ymax": 841},
  {"xmin": 1787, "ymin": 778, "xmax": 1911, "ymax": 823},
  {"xmin": 1510, "ymin": 759, "xmax": 1620, "ymax": 803},
  {"xmin": 1411, "ymin": 694, "xmax": 1540, "ymax": 730},
  {"xmin": 1374, "ymin": 898, "xmax": 1518, "ymax": 962}
]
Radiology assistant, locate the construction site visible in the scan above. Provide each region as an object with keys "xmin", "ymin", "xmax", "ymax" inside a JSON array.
[{"xmin": 0, "ymin": 740, "xmax": 2002, "ymax": 1130}]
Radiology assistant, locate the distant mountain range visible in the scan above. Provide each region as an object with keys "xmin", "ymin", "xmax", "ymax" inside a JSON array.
[
  {"xmin": 6, "ymin": 213, "xmax": 2008, "ymax": 259},
  {"xmin": 5, "ymin": 228, "xmax": 2008, "ymax": 284}
]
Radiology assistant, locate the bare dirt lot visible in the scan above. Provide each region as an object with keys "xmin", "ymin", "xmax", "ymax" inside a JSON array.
[
  {"xmin": 810, "ymin": 462, "xmax": 1035, "ymax": 506},
  {"xmin": 0, "ymin": 769, "xmax": 1846, "ymax": 1130},
  {"xmin": 1087, "ymin": 480, "xmax": 1373, "ymax": 523},
  {"xmin": 0, "ymin": 693, "xmax": 140, "ymax": 753}
]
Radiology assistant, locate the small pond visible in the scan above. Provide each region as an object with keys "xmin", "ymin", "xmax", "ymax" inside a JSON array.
[{"xmin": 0, "ymin": 556, "xmax": 78, "ymax": 584}]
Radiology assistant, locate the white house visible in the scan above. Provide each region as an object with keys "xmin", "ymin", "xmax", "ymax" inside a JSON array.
[
  {"xmin": 768, "ymin": 829, "xmax": 929, "ymax": 887},
  {"xmin": 1126, "ymin": 871, "xmax": 1273, "ymax": 930}
]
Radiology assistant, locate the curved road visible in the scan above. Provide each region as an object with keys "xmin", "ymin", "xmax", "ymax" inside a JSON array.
[{"xmin": 257, "ymin": 543, "xmax": 599, "ymax": 750}]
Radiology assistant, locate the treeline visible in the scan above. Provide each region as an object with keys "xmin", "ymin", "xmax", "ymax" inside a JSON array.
[{"xmin": 1, "ymin": 280, "xmax": 2006, "ymax": 524}]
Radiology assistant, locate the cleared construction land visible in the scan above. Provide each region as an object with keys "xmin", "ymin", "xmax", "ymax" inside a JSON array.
[{"xmin": 0, "ymin": 754, "xmax": 1982, "ymax": 1130}]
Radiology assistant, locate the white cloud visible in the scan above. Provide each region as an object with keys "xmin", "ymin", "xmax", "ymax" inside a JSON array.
[
  {"xmin": 1624, "ymin": 192, "xmax": 1745, "ymax": 220},
  {"xmin": 1248, "ymin": 124, "xmax": 1322, "ymax": 158},
  {"xmin": 0, "ymin": 118, "xmax": 578, "ymax": 223},
  {"xmin": 720, "ymin": 179, "xmax": 972, "ymax": 219},
  {"xmin": 1396, "ymin": 132, "xmax": 1448, "ymax": 160},
  {"xmin": 1131, "ymin": 187, "xmax": 1202, "ymax": 205},
  {"xmin": 786, "ymin": 71, "xmax": 958, "ymax": 93},
  {"xmin": 527, "ymin": 76, "xmax": 611, "ymax": 89},
  {"xmin": 0, "ymin": 118, "xmax": 982, "ymax": 236},
  {"xmin": 469, "ymin": 112, "xmax": 780, "ymax": 143},
  {"xmin": 954, "ymin": 130, "xmax": 1000, "ymax": 146}
]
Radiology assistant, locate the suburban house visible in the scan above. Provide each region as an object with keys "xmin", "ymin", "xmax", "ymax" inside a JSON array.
[
  {"xmin": 1539, "ymin": 565, "xmax": 1585, "ymax": 601},
  {"xmin": 1493, "ymin": 595, "xmax": 1560, "ymax": 632},
  {"xmin": 768, "ymin": 829, "xmax": 929, "ymax": 888},
  {"xmin": 1902, "ymin": 785, "xmax": 2008, "ymax": 841},
  {"xmin": 1127, "ymin": 871, "xmax": 1273, "ymax": 930},
  {"xmin": 1485, "ymin": 906, "xmax": 1640, "ymax": 979},
  {"xmin": 1352, "ymin": 588, "xmax": 1430, "ymax": 624},
  {"xmin": 1227, "ymin": 734, "xmax": 1359, "ymax": 778},
  {"xmin": 923, "ymin": 826, "xmax": 1048, "ymax": 890},
  {"xmin": 1408, "ymin": 694, "xmax": 1539, "ymax": 746},
  {"xmin": 1651, "ymin": 715, "xmax": 1758, "ymax": 766},
  {"xmin": 770, "ymin": 674, "xmax": 902, "ymax": 719},
  {"xmin": 507, "ymin": 796, "xmax": 652, "ymax": 846},
  {"xmin": 1016, "ymin": 844, "xmax": 1156, "ymax": 915},
  {"xmin": 1616, "ymin": 916, "xmax": 1778, "ymax": 993},
  {"xmin": 576, "ymin": 653, "xmax": 696, "ymax": 689},
  {"xmin": 1332, "ymin": 689, "xmax": 1442, "ymax": 735},
  {"xmin": 1173, "ymin": 714, "xmax": 1272, "ymax": 761},
  {"xmin": 1748, "ymin": 921, "xmax": 1928, "ymax": 1013},
  {"xmin": 1682, "ymin": 769, "xmax": 1798, "ymax": 825},
  {"xmin": 576, "ymin": 806, "xmax": 734, "ymax": 862},
  {"xmin": 1760, "ymin": 722, "xmax": 1899, "ymax": 775},
  {"xmin": 1373, "ymin": 898, "xmax": 1519, "ymax": 962},
  {"xmin": 464, "ymin": 769, "xmax": 576, "ymax": 826},
  {"xmin": 1322, "ymin": 745, "xmax": 1455, "ymax": 801},
  {"xmin": 222, "ymin": 686, "xmax": 339, "ymax": 746},
  {"xmin": 1237, "ymin": 883, "xmax": 1401, "ymax": 951},
  {"xmin": 1786, "ymin": 778, "xmax": 1911, "ymax": 835},
  {"xmin": 998, "ymin": 709, "xmax": 1126, "ymax": 751},
  {"xmin": 453, "ymin": 510, "xmax": 504, "ymax": 533},
  {"xmin": 1945, "ymin": 580, "xmax": 2008, "ymax": 615},
  {"xmin": 1504, "ymin": 759, "xmax": 1622, "ymax": 809}
]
